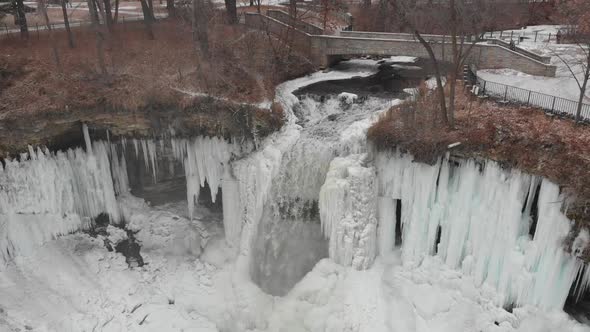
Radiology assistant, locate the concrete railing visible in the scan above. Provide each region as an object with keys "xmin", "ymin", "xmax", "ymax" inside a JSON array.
[
  {"xmin": 339, "ymin": 31, "xmax": 451, "ymax": 42},
  {"xmin": 266, "ymin": 9, "xmax": 324, "ymax": 36}
]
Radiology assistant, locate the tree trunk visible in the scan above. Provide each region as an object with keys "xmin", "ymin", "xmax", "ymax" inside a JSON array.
[
  {"xmin": 38, "ymin": 0, "xmax": 61, "ymax": 71},
  {"xmin": 114, "ymin": 0, "xmax": 119, "ymax": 23},
  {"xmin": 249, "ymin": 0, "xmax": 253, "ymax": 6},
  {"xmin": 60, "ymin": 0, "xmax": 75, "ymax": 48},
  {"xmin": 415, "ymin": 31, "xmax": 448, "ymax": 125},
  {"xmin": 575, "ymin": 66, "xmax": 589, "ymax": 123},
  {"xmin": 14, "ymin": 0, "xmax": 29, "ymax": 39},
  {"xmin": 139, "ymin": 0, "xmax": 155, "ymax": 39},
  {"xmin": 192, "ymin": 0, "xmax": 209, "ymax": 57},
  {"xmin": 448, "ymin": 0, "xmax": 458, "ymax": 128},
  {"xmin": 147, "ymin": 0, "xmax": 155, "ymax": 20},
  {"xmin": 94, "ymin": 0, "xmax": 107, "ymax": 27},
  {"xmin": 289, "ymin": 0, "xmax": 296, "ymax": 17},
  {"xmin": 224, "ymin": 0, "xmax": 237, "ymax": 24},
  {"xmin": 166, "ymin": 0, "xmax": 174, "ymax": 16},
  {"xmin": 103, "ymin": 0, "xmax": 113, "ymax": 31},
  {"xmin": 87, "ymin": 0, "xmax": 108, "ymax": 75}
]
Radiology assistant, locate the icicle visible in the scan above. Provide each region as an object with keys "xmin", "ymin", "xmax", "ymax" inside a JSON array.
[
  {"xmin": 0, "ymin": 141, "xmax": 120, "ymax": 263},
  {"xmin": 170, "ymin": 136, "xmax": 242, "ymax": 221},
  {"xmin": 83, "ymin": 123, "xmax": 92, "ymax": 154},
  {"xmin": 222, "ymin": 164, "xmax": 242, "ymax": 247},
  {"xmin": 375, "ymin": 150, "xmax": 590, "ymax": 310}
]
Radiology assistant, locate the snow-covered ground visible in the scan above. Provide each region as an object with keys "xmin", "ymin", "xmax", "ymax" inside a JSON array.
[
  {"xmin": 1, "ymin": 196, "xmax": 587, "ymax": 331},
  {"xmin": 1, "ymin": 59, "xmax": 589, "ymax": 332}
]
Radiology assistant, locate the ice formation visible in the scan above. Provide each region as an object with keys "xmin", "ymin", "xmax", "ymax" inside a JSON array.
[
  {"xmin": 319, "ymin": 154, "xmax": 378, "ymax": 269},
  {"xmin": 170, "ymin": 137, "xmax": 244, "ymax": 222},
  {"xmin": 111, "ymin": 136, "xmax": 248, "ymax": 245},
  {"xmin": 0, "ymin": 142, "xmax": 119, "ymax": 263},
  {"xmin": 374, "ymin": 150, "xmax": 590, "ymax": 310}
]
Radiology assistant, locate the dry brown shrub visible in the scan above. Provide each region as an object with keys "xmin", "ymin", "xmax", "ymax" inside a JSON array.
[{"xmin": 0, "ymin": 16, "xmax": 313, "ymax": 117}]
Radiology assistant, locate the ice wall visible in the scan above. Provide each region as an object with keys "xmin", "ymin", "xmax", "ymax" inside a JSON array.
[
  {"xmin": 374, "ymin": 150, "xmax": 590, "ymax": 310},
  {"xmin": 112, "ymin": 136, "xmax": 250, "ymax": 246},
  {"xmin": 319, "ymin": 154, "xmax": 378, "ymax": 269},
  {"xmin": 0, "ymin": 142, "xmax": 119, "ymax": 263}
]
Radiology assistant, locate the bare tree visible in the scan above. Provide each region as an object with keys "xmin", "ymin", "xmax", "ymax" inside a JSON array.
[
  {"xmin": 103, "ymin": 0, "xmax": 114, "ymax": 31},
  {"xmin": 37, "ymin": 0, "xmax": 61, "ymax": 71},
  {"xmin": 392, "ymin": 0, "xmax": 490, "ymax": 127},
  {"xmin": 114, "ymin": 0, "xmax": 120, "ymax": 22},
  {"xmin": 139, "ymin": 0, "xmax": 155, "ymax": 39},
  {"xmin": 13, "ymin": 0, "xmax": 28, "ymax": 39},
  {"xmin": 224, "ymin": 0, "xmax": 237, "ymax": 24},
  {"xmin": 87, "ymin": 0, "xmax": 108, "ymax": 75},
  {"xmin": 289, "ymin": 0, "xmax": 296, "ymax": 17},
  {"xmin": 60, "ymin": 0, "xmax": 74, "ymax": 47},
  {"xmin": 166, "ymin": 0, "xmax": 175, "ymax": 16},
  {"xmin": 192, "ymin": 0, "xmax": 209, "ymax": 57},
  {"xmin": 555, "ymin": 0, "xmax": 590, "ymax": 123}
]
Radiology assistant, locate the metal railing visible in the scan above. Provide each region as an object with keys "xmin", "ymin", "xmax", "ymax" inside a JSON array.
[
  {"xmin": 483, "ymin": 28, "xmax": 574, "ymax": 44},
  {"xmin": 475, "ymin": 77, "xmax": 590, "ymax": 120}
]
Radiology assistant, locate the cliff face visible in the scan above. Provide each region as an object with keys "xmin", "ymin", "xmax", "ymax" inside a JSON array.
[
  {"xmin": 0, "ymin": 96, "xmax": 284, "ymax": 159},
  {"xmin": 368, "ymin": 89, "xmax": 590, "ymax": 263}
]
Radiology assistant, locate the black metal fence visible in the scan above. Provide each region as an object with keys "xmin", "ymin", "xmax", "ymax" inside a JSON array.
[{"xmin": 476, "ymin": 77, "xmax": 590, "ymax": 120}]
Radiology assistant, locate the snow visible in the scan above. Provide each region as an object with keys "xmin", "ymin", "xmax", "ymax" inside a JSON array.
[
  {"xmin": 388, "ymin": 56, "xmax": 419, "ymax": 63},
  {"xmin": 338, "ymin": 92, "xmax": 358, "ymax": 104}
]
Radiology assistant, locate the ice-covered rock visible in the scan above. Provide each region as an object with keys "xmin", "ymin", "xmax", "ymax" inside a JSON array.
[
  {"xmin": 319, "ymin": 154, "xmax": 378, "ymax": 270},
  {"xmin": 338, "ymin": 92, "xmax": 358, "ymax": 104},
  {"xmin": 374, "ymin": 150, "xmax": 590, "ymax": 309}
]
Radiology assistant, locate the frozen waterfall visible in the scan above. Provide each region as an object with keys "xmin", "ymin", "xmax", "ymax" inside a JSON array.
[
  {"xmin": 0, "ymin": 142, "xmax": 119, "ymax": 263},
  {"xmin": 372, "ymin": 150, "xmax": 590, "ymax": 310}
]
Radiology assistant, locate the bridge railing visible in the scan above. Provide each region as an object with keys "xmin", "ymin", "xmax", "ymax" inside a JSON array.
[{"xmin": 476, "ymin": 76, "xmax": 590, "ymax": 120}]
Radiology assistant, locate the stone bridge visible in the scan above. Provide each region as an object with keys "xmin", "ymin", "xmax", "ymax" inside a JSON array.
[{"xmin": 244, "ymin": 11, "xmax": 556, "ymax": 77}]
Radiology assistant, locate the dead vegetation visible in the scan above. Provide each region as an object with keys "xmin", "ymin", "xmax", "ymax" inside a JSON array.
[
  {"xmin": 368, "ymin": 83, "xmax": 590, "ymax": 236},
  {"xmin": 0, "ymin": 17, "xmax": 311, "ymax": 117}
]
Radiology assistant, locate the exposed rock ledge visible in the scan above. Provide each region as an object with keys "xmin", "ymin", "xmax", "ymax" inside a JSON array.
[{"xmin": 0, "ymin": 95, "xmax": 283, "ymax": 159}]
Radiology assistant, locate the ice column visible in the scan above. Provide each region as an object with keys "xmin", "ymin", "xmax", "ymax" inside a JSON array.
[
  {"xmin": 374, "ymin": 150, "xmax": 590, "ymax": 309},
  {"xmin": 0, "ymin": 143, "xmax": 120, "ymax": 262},
  {"xmin": 319, "ymin": 154, "xmax": 378, "ymax": 270}
]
